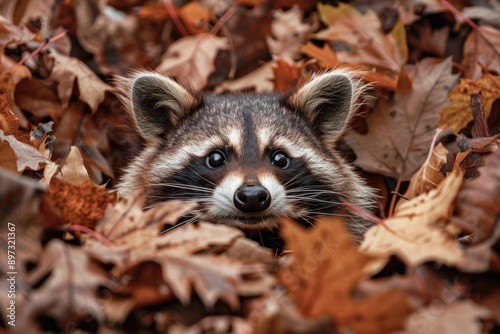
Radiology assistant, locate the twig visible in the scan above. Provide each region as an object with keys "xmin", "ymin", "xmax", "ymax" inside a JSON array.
[
  {"xmin": 388, "ymin": 177, "xmax": 402, "ymax": 216},
  {"xmin": 163, "ymin": 0, "xmax": 188, "ymax": 37},
  {"xmin": 210, "ymin": 5, "xmax": 238, "ymax": 35},
  {"xmin": 64, "ymin": 225, "xmax": 115, "ymax": 249},
  {"xmin": 470, "ymin": 93, "xmax": 489, "ymax": 138},
  {"xmin": 18, "ymin": 31, "xmax": 67, "ymax": 65},
  {"xmin": 439, "ymin": 0, "xmax": 500, "ymax": 59},
  {"xmin": 390, "ymin": 191, "xmax": 410, "ymax": 201}
]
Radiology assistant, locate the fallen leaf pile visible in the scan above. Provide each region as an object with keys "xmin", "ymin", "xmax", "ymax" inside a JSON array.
[{"xmin": 1, "ymin": 0, "xmax": 499, "ymax": 333}]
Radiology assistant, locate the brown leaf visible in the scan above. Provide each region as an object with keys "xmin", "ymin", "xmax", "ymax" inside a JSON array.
[
  {"xmin": 271, "ymin": 58, "xmax": 310, "ymax": 92},
  {"xmin": 360, "ymin": 166, "xmax": 465, "ymax": 267},
  {"xmin": 453, "ymin": 146, "xmax": 500, "ymax": 245},
  {"xmin": 345, "ymin": 58, "xmax": 459, "ymax": 180},
  {"xmin": 178, "ymin": 2, "xmax": 212, "ymax": 35},
  {"xmin": 463, "ymin": 25, "xmax": 500, "ymax": 79},
  {"xmin": 215, "ymin": 62, "xmax": 274, "ymax": 93},
  {"xmin": 314, "ymin": 3, "xmax": 408, "ymax": 72},
  {"xmin": 0, "ymin": 94, "xmax": 19, "ymax": 134},
  {"xmin": 404, "ymin": 142, "xmax": 448, "ymax": 198},
  {"xmin": 404, "ymin": 300, "xmax": 493, "ymax": 334},
  {"xmin": 59, "ymin": 146, "xmax": 92, "ymax": 185},
  {"xmin": 46, "ymin": 48, "xmax": 112, "ymax": 113},
  {"xmin": 0, "ymin": 64, "xmax": 32, "ymax": 128},
  {"xmin": 439, "ymin": 72, "xmax": 500, "ymax": 133},
  {"xmin": 156, "ymin": 33, "xmax": 229, "ymax": 90},
  {"xmin": 48, "ymin": 177, "xmax": 115, "ymax": 228},
  {"xmin": 280, "ymin": 217, "xmax": 413, "ymax": 333},
  {"xmin": 0, "ymin": 130, "xmax": 52, "ymax": 173},
  {"xmin": 301, "ymin": 42, "xmax": 398, "ymax": 91},
  {"xmin": 18, "ymin": 239, "xmax": 108, "ymax": 332},
  {"xmin": 266, "ymin": 5, "xmax": 318, "ymax": 60}
]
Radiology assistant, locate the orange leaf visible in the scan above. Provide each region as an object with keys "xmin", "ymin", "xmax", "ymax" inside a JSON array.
[{"xmin": 439, "ymin": 72, "xmax": 500, "ymax": 133}]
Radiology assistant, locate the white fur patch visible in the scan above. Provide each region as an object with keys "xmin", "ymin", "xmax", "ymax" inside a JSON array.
[
  {"xmin": 207, "ymin": 173, "xmax": 244, "ymax": 218},
  {"xmin": 258, "ymin": 173, "xmax": 292, "ymax": 215},
  {"xmin": 256, "ymin": 127, "xmax": 272, "ymax": 153},
  {"xmin": 227, "ymin": 127, "xmax": 243, "ymax": 155}
]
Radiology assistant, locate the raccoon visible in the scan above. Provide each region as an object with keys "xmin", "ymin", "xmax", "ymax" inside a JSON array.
[{"xmin": 115, "ymin": 70, "xmax": 376, "ymax": 245}]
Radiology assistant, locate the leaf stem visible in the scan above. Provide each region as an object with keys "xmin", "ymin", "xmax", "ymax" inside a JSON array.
[
  {"xmin": 64, "ymin": 225, "xmax": 115, "ymax": 249},
  {"xmin": 18, "ymin": 31, "xmax": 67, "ymax": 66},
  {"xmin": 210, "ymin": 5, "xmax": 238, "ymax": 35},
  {"xmin": 164, "ymin": 0, "xmax": 188, "ymax": 37},
  {"xmin": 388, "ymin": 177, "xmax": 402, "ymax": 216}
]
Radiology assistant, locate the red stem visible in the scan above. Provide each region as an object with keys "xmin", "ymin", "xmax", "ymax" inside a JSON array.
[
  {"xmin": 65, "ymin": 225, "xmax": 115, "ymax": 249},
  {"xmin": 164, "ymin": 0, "xmax": 188, "ymax": 37},
  {"xmin": 18, "ymin": 31, "xmax": 67, "ymax": 65},
  {"xmin": 210, "ymin": 5, "xmax": 238, "ymax": 35}
]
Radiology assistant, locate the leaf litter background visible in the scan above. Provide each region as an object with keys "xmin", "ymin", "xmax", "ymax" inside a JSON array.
[{"xmin": 0, "ymin": 0, "xmax": 499, "ymax": 333}]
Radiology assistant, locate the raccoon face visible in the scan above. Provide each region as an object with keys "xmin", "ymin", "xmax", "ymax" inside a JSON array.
[{"xmin": 116, "ymin": 71, "xmax": 375, "ymax": 241}]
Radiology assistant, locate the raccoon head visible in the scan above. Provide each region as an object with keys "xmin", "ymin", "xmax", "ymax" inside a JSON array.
[{"xmin": 116, "ymin": 70, "xmax": 375, "ymax": 242}]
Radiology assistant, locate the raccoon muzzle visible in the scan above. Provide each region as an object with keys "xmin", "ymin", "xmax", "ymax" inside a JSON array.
[{"xmin": 233, "ymin": 183, "xmax": 271, "ymax": 213}]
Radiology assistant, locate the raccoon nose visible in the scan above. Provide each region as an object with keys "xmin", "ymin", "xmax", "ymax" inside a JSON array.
[{"xmin": 234, "ymin": 184, "xmax": 271, "ymax": 213}]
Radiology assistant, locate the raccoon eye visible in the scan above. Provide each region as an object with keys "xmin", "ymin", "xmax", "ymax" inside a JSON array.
[
  {"xmin": 271, "ymin": 151, "xmax": 290, "ymax": 169},
  {"xmin": 206, "ymin": 150, "xmax": 226, "ymax": 169}
]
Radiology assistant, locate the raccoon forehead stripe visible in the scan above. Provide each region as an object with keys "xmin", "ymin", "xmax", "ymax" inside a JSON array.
[
  {"xmin": 226, "ymin": 127, "xmax": 243, "ymax": 156},
  {"xmin": 257, "ymin": 128, "xmax": 272, "ymax": 153}
]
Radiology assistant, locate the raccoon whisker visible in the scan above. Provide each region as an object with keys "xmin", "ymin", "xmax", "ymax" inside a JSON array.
[
  {"xmin": 146, "ymin": 196, "xmax": 214, "ymax": 203},
  {"xmin": 286, "ymin": 196, "xmax": 342, "ymax": 205},
  {"xmin": 185, "ymin": 166, "xmax": 218, "ymax": 187},
  {"xmin": 160, "ymin": 215, "xmax": 200, "ymax": 234},
  {"xmin": 297, "ymin": 214, "xmax": 315, "ymax": 227},
  {"xmin": 148, "ymin": 183, "xmax": 214, "ymax": 193}
]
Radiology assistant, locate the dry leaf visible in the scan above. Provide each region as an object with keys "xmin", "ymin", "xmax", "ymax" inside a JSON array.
[
  {"xmin": 0, "ymin": 94, "xmax": 19, "ymax": 134},
  {"xmin": 266, "ymin": 5, "xmax": 318, "ymax": 60},
  {"xmin": 46, "ymin": 48, "xmax": 112, "ymax": 113},
  {"xmin": 48, "ymin": 177, "xmax": 115, "ymax": 228},
  {"xmin": 404, "ymin": 300, "xmax": 493, "ymax": 334},
  {"xmin": 59, "ymin": 146, "xmax": 92, "ymax": 185},
  {"xmin": 17, "ymin": 239, "xmax": 108, "ymax": 332},
  {"xmin": 439, "ymin": 72, "xmax": 500, "ymax": 133},
  {"xmin": 360, "ymin": 166, "xmax": 464, "ymax": 267},
  {"xmin": 0, "ymin": 64, "xmax": 32, "ymax": 128},
  {"xmin": 301, "ymin": 42, "xmax": 398, "ymax": 91},
  {"xmin": 404, "ymin": 142, "xmax": 448, "ymax": 198},
  {"xmin": 0, "ymin": 130, "xmax": 52, "ymax": 173},
  {"xmin": 271, "ymin": 58, "xmax": 309, "ymax": 92},
  {"xmin": 463, "ymin": 25, "xmax": 500, "ymax": 79},
  {"xmin": 345, "ymin": 58, "xmax": 459, "ymax": 180},
  {"xmin": 314, "ymin": 3, "xmax": 408, "ymax": 72},
  {"xmin": 215, "ymin": 62, "xmax": 274, "ymax": 93},
  {"xmin": 156, "ymin": 33, "xmax": 229, "ymax": 90},
  {"xmin": 280, "ymin": 217, "xmax": 413, "ymax": 333}
]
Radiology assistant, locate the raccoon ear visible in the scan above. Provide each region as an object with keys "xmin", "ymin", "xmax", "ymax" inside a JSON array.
[
  {"xmin": 130, "ymin": 73, "xmax": 198, "ymax": 137},
  {"xmin": 288, "ymin": 71, "xmax": 363, "ymax": 145}
]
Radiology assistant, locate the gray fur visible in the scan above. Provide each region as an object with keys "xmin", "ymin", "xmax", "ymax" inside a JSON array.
[{"xmin": 115, "ymin": 70, "xmax": 376, "ymax": 243}]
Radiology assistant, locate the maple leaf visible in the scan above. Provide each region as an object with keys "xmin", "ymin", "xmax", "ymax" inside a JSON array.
[
  {"xmin": 266, "ymin": 5, "xmax": 318, "ymax": 60},
  {"xmin": 46, "ymin": 48, "xmax": 112, "ymax": 113},
  {"xmin": 271, "ymin": 58, "xmax": 310, "ymax": 92},
  {"xmin": 279, "ymin": 217, "xmax": 413, "ymax": 333},
  {"xmin": 314, "ymin": 3, "xmax": 408, "ymax": 72},
  {"xmin": 0, "ymin": 130, "xmax": 52, "ymax": 173},
  {"xmin": 439, "ymin": 72, "xmax": 500, "ymax": 133},
  {"xmin": 156, "ymin": 33, "xmax": 229, "ymax": 90},
  {"xmin": 345, "ymin": 58, "xmax": 459, "ymax": 180},
  {"xmin": 360, "ymin": 166, "xmax": 465, "ymax": 267}
]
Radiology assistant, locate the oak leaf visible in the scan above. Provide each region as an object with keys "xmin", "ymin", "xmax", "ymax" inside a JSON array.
[
  {"xmin": 215, "ymin": 62, "xmax": 274, "ymax": 93},
  {"xmin": 280, "ymin": 217, "xmax": 413, "ymax": 333},
  {"xmin": 439, "ymin": 72, "xmax": 500, "ymax": 133},
  {"xmin": 314, "ymin": 3, "xmax": 408, "ymax": 72},
  {"xmin": 46, "ymin": 48, "xmax": 112, "ymax": 113},
  {"xmin": 266, "ymin": 5, "xmax": 318, "ymax": 60},
  {"xmin": 0, "ymin": 130, "xmax": 52, "ymax": 173},
  {"xmin": 156, "ymin": 33, "xmax": 229, "ymax": 90},
  {"xmin": 360, "ymin": 166, "xmax": 465, "ymax": 267},
  {"xmin": 345, "ymin": 58, "xmax": 458, "ymax": 180},
  {"xmin": 18, "ymin": 239, "xmax": 108, "ymax": 332}
]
